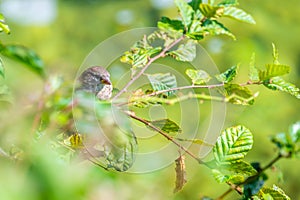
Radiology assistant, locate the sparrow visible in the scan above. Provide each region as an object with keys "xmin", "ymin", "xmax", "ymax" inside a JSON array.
[{"xmin": 77, "ymin": 66, "xmax": 113, "ymax": 100}]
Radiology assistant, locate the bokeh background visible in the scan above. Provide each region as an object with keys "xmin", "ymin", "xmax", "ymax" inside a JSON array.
[{"xmin": 0, "ymin": 0, "xmax": 299, "ymax": 199}]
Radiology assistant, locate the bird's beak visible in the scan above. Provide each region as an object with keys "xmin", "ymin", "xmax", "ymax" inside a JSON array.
[{"xmin": 101, "ymin": 77, "xmax": 111, "ymax": 85}]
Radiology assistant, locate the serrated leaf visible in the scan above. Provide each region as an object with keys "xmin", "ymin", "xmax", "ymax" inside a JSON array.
[
  {"xmin": 167, "ymin": 40, "xmax": 196, "ymax": 62},
  {"xmin": 202, "ymin": 19, "xmax": 236, "ymax": 39},
  {"xmin": 147, "ymin": 73, "xmax": 177, "ymax": 96},
  {"xmin": 64, "ymin": 133, "xmax": 84, "ymax": 149},
  {"xmin": 259, "ymin": 64, "xmax": 290, "ymax": 81},
  {"xmin": 174, "ymin": 0, "xmax": 194, "ymax": 29},
  {"xmin": 150, "ymin": 119, "xmax": 182, "ymax": 135},
  {"xmin": 186, "ymin": 69, "xmax": 211, "ymax": 84},
  {"xmin": 216, "ymin": 65, "xmax": 238, "ymax": 83},
  {"xmin": 0, "ymin": 57, "xmax": 4, "ymax": 78},
  {"xmin": 223, "ymin": 7, "xmax": 256, "ymax": 24},
  {"xmin": 0, "ymin": 44, "xmax": 45, "ymax": 78},
  {"xmin": 218, "ymin": 0, "xmax": 239, "ymax": 6},
  {"xmin": 249, "ymin": 53, "xmax": 259, "ymax": 82},
  {"xmin": 223, "ymin": 83, "xmax": 255, "ymax": 105},
  {"xmin": 223, "ymin": 161, "xmax": 257, "ymax": 176},
  {"xmin": 199, "ymin": 4, "xmax": 224, "ymax": 18},
  {"xmin": 157, "ymin": 17, "xmax": 184, "ymax": 37},
  {"xmin": 0, "ymin": 13, "xmax": 10, "ymax": 34},
  {"xmin": 263, "ymin": 77, "xmax": 300, "ymax": 99},
  {"xmin": 260, "ymin": 185, "xmax": 291, "ymax": 200},
  {"xmin": 213, "ymin": 125, "xmax": 253, "ymax": 165},
  {"xmin": 174, "ymin": 155, "xmax": 187, "ymax": 193},
  {"xmin": 272, "ymin": 43, "xmax": 279, "ymax": 65}
]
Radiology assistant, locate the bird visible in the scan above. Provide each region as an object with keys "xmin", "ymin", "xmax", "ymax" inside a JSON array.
[
  {"xmin": 73, "ymin": 66, "xmax": 137, "ymax": 172},
  {"xmin": 77, "ymin": 66, "xmax": 113, "ymax": 100}
]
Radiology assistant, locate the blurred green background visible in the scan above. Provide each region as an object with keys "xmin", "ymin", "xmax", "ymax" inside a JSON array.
[{"xmin": 0, "ymin": 0, "xmax": 299, "ymax": 199}]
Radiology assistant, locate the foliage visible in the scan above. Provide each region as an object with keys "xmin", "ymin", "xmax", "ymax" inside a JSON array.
[{"xmin": 0, "ymin": 1, "xmax": 299, "ymax": 200}]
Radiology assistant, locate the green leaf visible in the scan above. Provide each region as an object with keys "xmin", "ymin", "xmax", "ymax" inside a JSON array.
[
  {"xmin": 218, "ymin": 0, "xmax": 239, "ymax": 6},
  {"xmin": 223, "ymin": 7, "xmax": 256, "ymax": 24},
  {"xmin": 0, "ymin": 13, "xmax": 10, "ymax": 34},
  {"xmin": 216, "ymin": 65, "xmax": 238, "ymax": 83},
  {"xmin": 213, "ymin": 125, "xmax": 253, "ymax": 165},
  {"xmin": 199, "ymin": 4, "xmax": 224, "ymax": 18},
  {"xmin": 202, "ymin": 20, "xmax": 236, "ymax": 39},
  {"xmin": 188, "ymin": 0, "xmax": 202, "ymax": 11},
  {"xmin": 167, "ymin": 40, "xmax": 196, "ymax": 62},
  {"xmin": 147, "ymin": 73, "xmax": 177, "ymax": 96},
  {"xmin": 211, "ymin": 169, "xmax": 244, "ymax": 184},
  {"xmin": 174, "ymin": 0, "xmax": 194, "ymax": 29},
  {"xmin": 0, "ymin": 44, "xmax": 45, "ymax": 78},
  {"xmin": 259, "ymin": 64, "xmax": 290, "ymax": 81},
  {"xmin": 223, "ymin": 161, "xmax": 257, "ymax": 176},
  {"xmin": 223, "ymin": 83, "xmax": 256, "ymax": 105},
  {"xmin": 263, "ymin": 77, "xmax": 300, "ymax": 99},
  {"xmin": 0, "ymin": 57, "xmax": 4, "ymax": 78},
  {"xmin": 249, "ymin": 53, "xmax": 259, "ymax": 82},
  {"xmin": 175, "ymin": 138, "xmax": 213, "ymax": 146},
  {"xmin": 150, "ymin": 119, "xmax": 182, "ymax": 135},
  {"xmin": 186, "ymin": 69, "xmax": 211, "ymax": 84},
  {"xmin": 260, "ymin": 185, "xmax": 291, "ymax": 200},
  {"xmin": 272, "ymin": 43, "xmax": 280, "ymax": 65},
  {"xmin": 157, "ymin": 17, "xmax": 184, "ymax": 37}
]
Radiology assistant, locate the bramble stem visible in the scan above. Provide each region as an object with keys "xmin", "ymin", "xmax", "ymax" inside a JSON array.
[
  {"xmin": 124, "ymin": 110, "xmax": 207, "ymax": 166},
  {"xmin": 112, "ymin": 35, "xmax": 185, "ymax": 100}
]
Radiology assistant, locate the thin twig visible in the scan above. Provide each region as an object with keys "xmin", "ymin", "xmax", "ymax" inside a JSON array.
[
  {"xmin": 124, "ymin": 110, "xmax": 207, "ymax": 166},
  {"xmin": 112, "ymin": 35, "xmax": 185, "ymax": 100}
]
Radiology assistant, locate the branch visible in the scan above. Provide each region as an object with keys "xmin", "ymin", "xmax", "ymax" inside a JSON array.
[
  {"xmin": 124, "ymin": 110, "xmax": 207, "ymax": 166},
  {"xmin": 112, "ymin": 35, "xmax": 185, "ymax": 100}
]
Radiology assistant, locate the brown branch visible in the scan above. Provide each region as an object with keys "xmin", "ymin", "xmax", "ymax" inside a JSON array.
[
  {"xmin": 124, "ymin": 110, "xmax": 207, "ymax": 166},
  {"xmin": 112, "ymin": 35, "xmax": 185, "ymax": 100}
]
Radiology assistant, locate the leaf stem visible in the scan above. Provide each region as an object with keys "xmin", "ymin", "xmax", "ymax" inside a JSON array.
[
  {"xmin": 112, "ymin": 35, "xmax": 185, "ymax": 100},
  {"xmin": 124, "ymin": 110, "xmax": 207, "ymax": 166}
]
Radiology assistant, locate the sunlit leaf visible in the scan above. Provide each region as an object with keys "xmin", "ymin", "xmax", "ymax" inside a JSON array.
[
  {"xmin": 64, "ymin": 133, "xmax": 84, "ymax": 149},
  {"xmin": 216, "ymin": 65, "xmax": 238, "ymax": 83},
  {"xmin": 223, "ymin": 7, "xmax": 256, "ymax": 24},
  {"xmin": 211, "ymin": 169, "xmax": 230, "ymax": 183},
  {"xmin": 0, "ymin": 44, "xmax": 45, "ymax": 78},
  {"xmin": 223, "ymin": 83, "xmax": 255, "ymax": 105},
  {"xmin": 186, "ymin": 69, "xmax": 211, "ymax": 84},
  {"xmin": 218, "ymin": 0, "xmax": 239, "ymax": 6},
  {"xmin": 174, "ymin": 0, "xmax": 194, "ymax": 28},
  {"xmin": 223, "ymin": 161, "xmax": 257, "ymax": 176},
  {"xmin": 213, "ymin": 125, "xmax": 253, "ymax": 165},
  {"xmin": 259, "ymin": 64, "xmax": 290, "ymax": 81},
  {"xmin": 0, "ymin": 13, "xmax": 10, "ymax": 34},
  {"xmin": 174, "ymin": 155, "xmax": 187, "ymax": 193},
  {"xmin": 259, "ymin": 185, "xmax": 291, "ymax": 200},
  {"xmin": 147, "ymin": 73, "xmax": 177, "ymax": 96},
  {"xmin": 249, "ymin": 53, "xmax": 259, "ymax": 82},
  {"xmin": 0, "ymin": 57, "xmax": 4, "ymax": 78},
  {"xmin": 263, "ymin": 77, "xmax": 300, "ymax": 99},
  {"xmin": 157, "ymin": 17, "xmax": 184, "ymax": 37},
  {"xmin": 167, "ymin": 40, "xmax": 196, "ymax": 62},
  {"xmin": 150, "ymin": 119, "xmax": 182, "ymax": 135},
  {"xmin": 202, "ymin": 19, "xmax": 236, "ymax": 39},
  {"xmin": 199, "ymin": 4, "xmax": 224, "ymax": 18}
]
